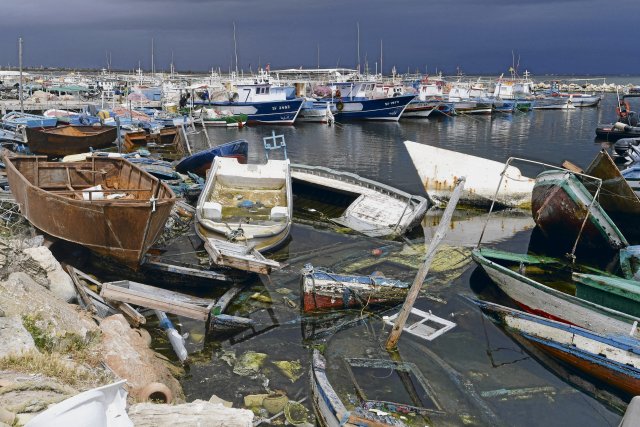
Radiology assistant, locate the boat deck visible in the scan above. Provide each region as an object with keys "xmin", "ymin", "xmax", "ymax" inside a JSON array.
[{"xmin": 208, "ymin": 180, "xmax": 287, "ymax": 222}]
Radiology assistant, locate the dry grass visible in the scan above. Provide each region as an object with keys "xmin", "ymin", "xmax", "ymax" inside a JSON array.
[{"xmin": 0, "ymin": 350, "xmax": 113, "ymax": 389}]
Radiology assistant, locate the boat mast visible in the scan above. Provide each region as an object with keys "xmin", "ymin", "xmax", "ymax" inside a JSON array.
[
  {"xmin": 151, "ymin": 37, "xmax": 155, "ymax": 75},
  {"xmin": 317, "ymin": 43, "xmax": 320, "ymax": 69},
  {"xmin": 356, "ymin": 22, "xmax": 360, "ymax": 75},
  {"xmin": 18, "ymin": 37, "xmax": 23, "ymax": 113},
  {"xmin": 233, "ymin": 22, "xmax": 239, "ymax": 75},
  {"xmin": 380, "ymin": 39, "xmax": 383, "ymax": 77}
]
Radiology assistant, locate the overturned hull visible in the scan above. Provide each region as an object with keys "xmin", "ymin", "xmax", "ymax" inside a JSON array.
[{"xmin": 404, "ymin": 140, "xmax": 534, "ymax": 208}]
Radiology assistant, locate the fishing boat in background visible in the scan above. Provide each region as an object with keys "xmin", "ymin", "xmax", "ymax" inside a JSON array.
[
  {"xmin": 195, "ymin": 133, "xmax": 291, "ymax": 273},
  {"xmin": 471, "ymin": 247, "xmax": 640, "ymax": 339},
  {"xmin": 492, "ymin": 71, "xmax": 536, "ymax": 111},
  {"xmin": 193, "ymin": 69, "xmax": 303, "ymax": 125},
  {"xmin": 476, "ymin": 299, "xmax": 640, "ymax": 397},
  {"xmin": 447, "ymin": 81, "xmax": 493, "ymax": 115},
  {"xmin": 301, "ymin": 264, "xmax": 409, "ymax": 312},
  {"xmin": 531, "ymin": 169, "xmax": 628, "ymax": 251},
  {"xmin": 310, "ymin": 81, "xmax": 415, "ymax": 122},
  {"xmin": 25, "ymin": 125, "xmax": 117, "ymax": 157},
  {"xmin": 402, "ymin": 76, "xmax": 454, "ymax": 118},
  {"xmin": 3, "ymin": 154, "xmax": 176, "ymax": 266},
  {"xmin": 175, "ymin": 139, "xmax": 249, "ymax": 177}
]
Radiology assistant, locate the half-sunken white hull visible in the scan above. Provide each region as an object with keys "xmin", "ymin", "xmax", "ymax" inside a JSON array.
[{"xmin": 404, "ymin": 140, "xmax": 534, "ymax": 208}]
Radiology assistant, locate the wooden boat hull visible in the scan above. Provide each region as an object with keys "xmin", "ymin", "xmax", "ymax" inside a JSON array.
[
  {"xmin": 531, "ymin": 170, "xmax": 628, "ymax": 251},
  {"xmin": 4, "ymin": 155, "xmax": 176, "ymax": 266},
  {"xmin": 26, "ymin": 125, "xmax": 117, "ymax": 156},
  {"xmin": 175, "ymin": 139, "xmax": 248, "ymax": 177},
  {"xmin": 301, "ymin": 266, "xmax": 409, "ymax": 312},
  {"xmin": 472, "ymin": 248, "xmax": 640, "ymax": 339},
  {"xmin": 478, "ymin": 300, "xmax": 640, "ymax": 397}
]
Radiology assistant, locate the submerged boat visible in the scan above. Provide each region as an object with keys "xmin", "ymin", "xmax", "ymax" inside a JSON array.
[
  {"xmin": 531, "ymin": 169, "xmax": 628, "ymax": 251},
  {"xmin": 4, "ymin": 154, "xmax": 176, "ymax": 266},
  {"xmin": 471, "ymin": 247, "xmax": 640, "ymax": 339},
  {"xmin": 301, "ymin": 264, "xmax": 409, "ymax": 312},
  {"xmin": 25, "ymin": 125, "xmax": 117, "ymax": 157},
  {"xmin": 290, "ymin": 163, "xmax": 429, "ymax": 237},
  {"xmin": 195, "ymin": 148, "xmax": 292, "ymax": 274},
  {"xmin": 404, "ymin": 140, "xmax": 534, "ymax": 208},
  {"xmin": 476, "ymin": 299, "xmax": 640, "ymax": 397},
  {"xmin": 175, "ymin": 139, "xmax": 249, "ymax": 177}
]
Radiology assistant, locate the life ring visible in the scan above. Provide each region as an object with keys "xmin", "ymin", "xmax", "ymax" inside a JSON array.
[
  {"xmin": 138, "ymin": 382, "xmax": 173, "ymax": 403},
  {"xmin": 617, "ymin": 101, "xmax": 631, "ymax": 118},
  {"xmin": 336, "ymin": 101, "xmax": 344, "ymax": 112}
]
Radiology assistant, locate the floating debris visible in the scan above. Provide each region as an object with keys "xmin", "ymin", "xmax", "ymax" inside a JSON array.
[
  {"xmin": 233, "ymin": 351, "xmax": 268, "ymax": 377},
  {"xmin": 272, "ymin": 360, "xmax": 303, "ymax": 383}
]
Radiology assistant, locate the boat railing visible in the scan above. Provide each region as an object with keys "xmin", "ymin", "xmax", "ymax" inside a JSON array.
[
  {"xmin": 477, "ymin": 157, "xmax": 603, "ymax": 262},
  {"xmin": 290, "ymin": 163, "xmax": 427, "ymax": 205}
]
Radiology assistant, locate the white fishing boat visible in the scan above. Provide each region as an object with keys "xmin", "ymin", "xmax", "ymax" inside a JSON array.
[
  {"xmin": 404, "ymin": 140, "xmax": 534, "ymax": 208},
  {"xmin": 195, "ymin": 133, "xmax": 292, "ymax": 274}
]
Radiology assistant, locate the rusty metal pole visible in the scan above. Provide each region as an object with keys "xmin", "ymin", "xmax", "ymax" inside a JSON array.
[{"xmin": 386, "ymin": 177, "xmax": 465, "ymax": 351}]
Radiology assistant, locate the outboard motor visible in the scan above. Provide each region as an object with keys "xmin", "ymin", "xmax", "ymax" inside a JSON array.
[{"xmin": 614, "ymin": 137, "xmax": 640, "ymax": 162}]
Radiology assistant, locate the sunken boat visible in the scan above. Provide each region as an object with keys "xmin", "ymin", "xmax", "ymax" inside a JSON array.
[
  {"xmin": 471, "ymin": 247, "xmax": 640, "ymax": 339},
  {"xmin": 531, "ymin": 169, "xmax": 628, "ymax": 251},
  {"xmin": 195, "ymin": 156, "xmax": 292, "ymax": 274},
  {"xmin": 477, "ymin": 299, "xmax": 640, "ymax": 397},
  {"xmin": 175, "ymin": 139, "xmax": 249, "ymax": 177},
  {"xmin": 26, "ymin": 125, "xmax": 117, "ymax": 157},
  {"xmin": 4, "ymin": 155, "xmax": 176, "ymax": 266},
  {"xmin": 301, "ymin": 264, "xmax": 409, "ymax": 312}
]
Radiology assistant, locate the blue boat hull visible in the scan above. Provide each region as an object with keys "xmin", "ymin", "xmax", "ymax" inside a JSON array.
[
  {"xmin": 175, "ymin": 139, "xmax": 249, "ymax": 176},
  {"xmin": 312, "ymin": 94, "xmax": 415, "ymax": 122},
  {"xmin": 193, "ymin": 99, "xmax": 303, "ymax": 125}
]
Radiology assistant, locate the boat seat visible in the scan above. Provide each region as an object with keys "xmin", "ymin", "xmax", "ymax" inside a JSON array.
[
  {"xmin": 202, "ymin": 202, "xmax": 222, "ymax": 220},
  {"xmin": 270, "ymin": 206, "xmax": 288, "ymax": 221}
]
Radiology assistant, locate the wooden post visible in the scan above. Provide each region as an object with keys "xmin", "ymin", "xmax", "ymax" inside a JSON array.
[
  {"xmin": 385, "ymin": 178, "xmax": 465, "ymax": 351},
  {"xmin": 201, "ymin": 116, "xmax": 212, "ymax": 148}
]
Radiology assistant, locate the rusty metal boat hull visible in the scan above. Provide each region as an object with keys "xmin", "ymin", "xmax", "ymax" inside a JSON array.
[
  {"xmin": 4, "ymin": 155, "xmax": 176, "ymax": 266},
  {"xmin": 26, "ymin": 125, "xmax": 117, "ymax": 157},
  {"xmin": 531, "ymin": 169, "xmax": 628, "ymax": 251}
]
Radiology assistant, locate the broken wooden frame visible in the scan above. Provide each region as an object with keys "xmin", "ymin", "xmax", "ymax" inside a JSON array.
[{"xmin": 383, "ymin": 308, "xmax": 456, "ymax": 341}]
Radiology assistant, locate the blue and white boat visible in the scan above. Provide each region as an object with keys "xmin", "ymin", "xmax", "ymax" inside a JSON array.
[
  {"xmin": 175, "ymin": 139, "xmax": 249, "ymax": 177},
  {"xmin": 193, "ymin": 70, "xmax": 303, "ymax": 125},
  {"xmin": 307, "ymin": 81, "xmax": 415, "ymax": 122},
  {"xmin": 2, "ymin": 112, "xmax": 57, "ymax": 129}
]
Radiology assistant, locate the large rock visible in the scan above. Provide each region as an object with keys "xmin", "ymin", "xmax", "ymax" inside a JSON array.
[
  {"xmin": 0, "ymin": 272, "xmax": 97, "ymax": 347},
  {"xmin": 128, "ymin": 400, "xmax": 253, "ymax": 427},
  {"xmin": 22, "ymin": 246, "xmax": 77, "ymax": 303},
  {"xmin": 100, "ymin": 315, "xmax": 184, "ymax": 403},
  {"xmin": 0, "ymin": 316, "xmax": 38, "ymax": 358}
]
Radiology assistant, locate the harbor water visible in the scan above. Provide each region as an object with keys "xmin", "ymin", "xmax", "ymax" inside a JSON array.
[{"xmin": 84, "ymin": 93, "xmax": 628, "ymax": 425}]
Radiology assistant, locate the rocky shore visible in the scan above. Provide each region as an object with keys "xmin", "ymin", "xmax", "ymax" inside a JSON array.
[{"xmin": 0, "ymin": 229, "xmax": 253, "ymax": 426}]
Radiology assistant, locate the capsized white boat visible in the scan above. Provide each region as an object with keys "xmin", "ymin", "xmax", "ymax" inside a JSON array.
[
  {"xmin": 195, "ymin": 156, "xmax": 292, "ymax": 274},
  {"xmin": 404, "ymin": 140, "xmax": 534, "ymax": 208},
  {"xmin": 25, "ymin": 380, "xmax": 132, "ymax": 427}
]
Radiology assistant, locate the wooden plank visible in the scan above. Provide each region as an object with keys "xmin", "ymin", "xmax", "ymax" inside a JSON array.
[
  {"xmin": 63, "ymin": 264, "xmax": 96, "ymax": 314},
  {"xmin": 107, "ymin": 280, "xmax": 214, "ymax": 307},
  {"xmin": 142, "ymin": 257, "xmax": 232, "ymax": 282},
  {"xmin": 111, "ymin": 301, "xmax": 146, "ymax": 327},
  {"xmin": 562, "ymin": 160, "xmax": 584, "ymax": 174},
  {"xmin": 100, "ymin": 283, "xmax": 210, "ymax": 321},
  {"xmin": 204, "ymin": 238, "xmax": 278, "ymax": 275}
]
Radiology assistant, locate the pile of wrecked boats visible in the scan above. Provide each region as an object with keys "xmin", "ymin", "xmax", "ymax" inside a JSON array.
[{"xmin": 2, "ymin": 112, "xmax": 640, "ymax": 425}]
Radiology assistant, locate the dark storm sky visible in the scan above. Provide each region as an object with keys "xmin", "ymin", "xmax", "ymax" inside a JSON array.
[{"xmin": 1, "ymin": 0, "xmax": 638, "ymax": 75}]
